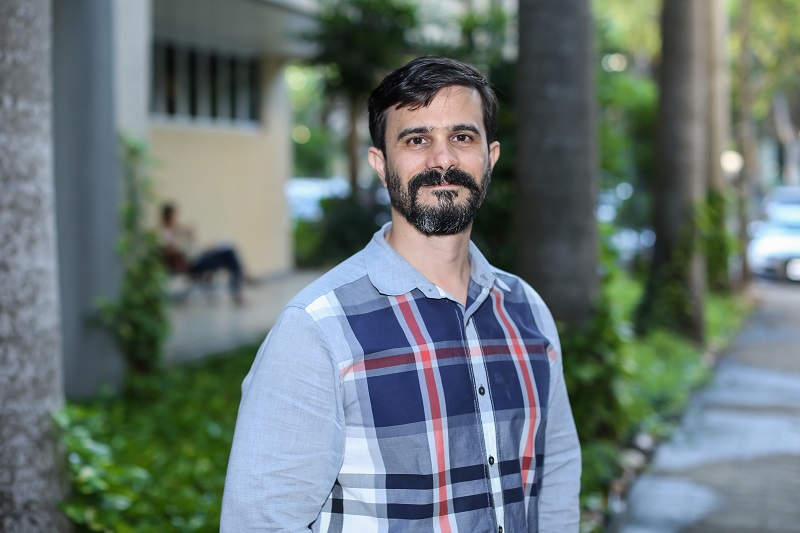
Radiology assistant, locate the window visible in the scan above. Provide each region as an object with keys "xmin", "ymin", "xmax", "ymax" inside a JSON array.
[{"xmin": 151, "ymin": 42, "xmax": 261, "ymax": 125}]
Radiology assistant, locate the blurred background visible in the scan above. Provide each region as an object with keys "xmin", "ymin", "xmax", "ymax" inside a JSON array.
[{"xmin": 3, "ymin": 0, "xmax": 800, "ymax": 531}]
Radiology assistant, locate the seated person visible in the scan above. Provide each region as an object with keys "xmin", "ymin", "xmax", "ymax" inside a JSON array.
[{"xmin": 158, "ymin": 202, "xmax": 249, "ymax": 306}]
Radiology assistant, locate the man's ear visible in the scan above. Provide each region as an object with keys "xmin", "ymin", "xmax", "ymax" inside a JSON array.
[
  {"xmin": 488, "ymin": 141, "xmax": 501, "ymax": 171},
  {"xmin": 368, "ymin": 147, "xmax": 387, "ymax": 186}
]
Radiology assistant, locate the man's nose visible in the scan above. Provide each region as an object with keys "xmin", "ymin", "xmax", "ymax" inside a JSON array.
[{"xmin": 427, "ymin": 141, "xmax": 458, "ymax": 172}]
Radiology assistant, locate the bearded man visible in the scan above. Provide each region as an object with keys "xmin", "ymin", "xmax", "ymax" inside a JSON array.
[{"xmin": 221, "ymin": 56, "xmax": 581, "ymax": 533}]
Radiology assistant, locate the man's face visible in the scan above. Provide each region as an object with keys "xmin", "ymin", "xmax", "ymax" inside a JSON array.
[{"xmin": 368, "ymin": 86, "xmax": 500, "ymax": 236}]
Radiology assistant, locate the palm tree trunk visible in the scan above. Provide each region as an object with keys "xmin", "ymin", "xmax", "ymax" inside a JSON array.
[
  {"xmin": 637, "ymin": 0, "xmax": 707, "ymax": 343},
  {"xmin": 514, "ymin": 0, "xmax": 599, "ymax": 327},
  {"xmin": 706, "ymin": 0, "xmax": 732, "ymax": 292},
  {"xmin": 0, "ymin": 1, "xmax": 71, "ymax": 530},
  {"xmin": 734, "ymin": 0, "xmax": 756, "ymax": 289}
]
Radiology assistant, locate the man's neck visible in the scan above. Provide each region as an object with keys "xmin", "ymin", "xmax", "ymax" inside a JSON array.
[{"xmin": 385, "ymin": 215, "xmax": 473, "ymax": 306}]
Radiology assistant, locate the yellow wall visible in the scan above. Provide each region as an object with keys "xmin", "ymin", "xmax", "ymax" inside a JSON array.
[{"xmin": 149, "ymin": 59, "xmax": 292, "ymax": 277}]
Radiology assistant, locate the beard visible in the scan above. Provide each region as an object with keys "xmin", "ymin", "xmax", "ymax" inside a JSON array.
[{"xmin": 385, "ymin": 165, "xmax": 492, "ymax": 236}]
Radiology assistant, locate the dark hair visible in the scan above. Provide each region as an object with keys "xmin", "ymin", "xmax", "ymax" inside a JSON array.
[
  {"xmin": 161, "ymin": 202, "xmax": 176, "ymax": 224},
  {"xmin": 368, "ymin": 56, "xmax": 499, "ymax": 154}
]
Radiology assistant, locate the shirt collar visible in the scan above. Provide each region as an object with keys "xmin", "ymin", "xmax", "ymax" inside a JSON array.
[{"xmin": 365, "ymin": 222, "xmax": 507, "ymax": 297}]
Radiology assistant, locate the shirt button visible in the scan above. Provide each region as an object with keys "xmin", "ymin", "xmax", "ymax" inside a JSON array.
[
  {"xmin": 488, "ymin": 456, "xmax": 495, "ymax": 466},
  {"xmin": 498, "ymin": 527, "xmax": 503, "ymax": 533},
  {"xmin": 478, "ymin": 385, "xmax": 485, "ymax": 395}
]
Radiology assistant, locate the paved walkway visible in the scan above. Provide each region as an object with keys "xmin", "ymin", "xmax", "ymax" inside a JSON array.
[
  {"xmin": 164, "ymin": 270, "xmax": 322, "ymax": 364},
  {"xmin": 609, "ymin": 280, "xmax": 800, "ymax": 533}
]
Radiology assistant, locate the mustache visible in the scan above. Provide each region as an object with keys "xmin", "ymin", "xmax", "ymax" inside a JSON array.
[{"xmin": 407, "ymin": 168, "xmax": 481, "ymax": 197}]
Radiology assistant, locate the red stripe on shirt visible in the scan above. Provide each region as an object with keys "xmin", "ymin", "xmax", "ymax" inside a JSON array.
[
  {"xmin": 492, "ymin": 289, "xmax": 538, "ymax": 493},
  {"xmin": 396, "ymin": 294, "xmax": 452, "ymax": 533}
]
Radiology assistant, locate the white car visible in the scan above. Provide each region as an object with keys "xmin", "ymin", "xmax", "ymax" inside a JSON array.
[
  {"xmin": 747, "ymin": 218, "xmax": 800, "ymax": 281},
  {"xmin": 762, "ymin": 186, "xmax": 800, "ymax": 223},
  {"xmin": 285, "ymin": 177, "xmax": 350, "ymax": 221}
]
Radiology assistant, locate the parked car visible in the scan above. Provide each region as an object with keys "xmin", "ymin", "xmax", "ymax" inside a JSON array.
[
  {"xmin": 285, "ymin": 176, "xmax": 350, "ymax": 221},
  {"xmin": 762, "ymin": 186, "xmax": 800, "ymax": 223},
  {"xmin": 747, "ymin": 218, "xmax": 800, "ymax": 281}
]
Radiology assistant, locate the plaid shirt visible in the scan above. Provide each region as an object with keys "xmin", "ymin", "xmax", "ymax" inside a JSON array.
[{"xmin": 222, "ymin": 224, "xmax": 581, "ymax": 532}]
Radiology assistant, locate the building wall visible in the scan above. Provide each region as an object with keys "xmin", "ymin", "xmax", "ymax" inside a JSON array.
[{"xmin": 149, "ymin": 58, "xmax": 293, "ymax": 276}]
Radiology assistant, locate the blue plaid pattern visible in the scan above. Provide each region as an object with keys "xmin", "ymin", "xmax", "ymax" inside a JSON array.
[{"xmin": 221, "ymin": 224, "xmax": 580, "ymax": 533}]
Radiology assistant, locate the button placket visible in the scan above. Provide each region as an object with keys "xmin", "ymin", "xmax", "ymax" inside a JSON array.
[{"xmin": 463, "ymin": 312, "xmax": 504, "ymax": 530}]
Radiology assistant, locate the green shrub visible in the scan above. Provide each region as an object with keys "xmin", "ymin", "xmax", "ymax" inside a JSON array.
[
  {"xmin": 97, "ymin": 136, "xmax": 169, "ymax": 375},
  {"xmin": 57, "ymin": 345, "xmax": 258, "ymax": 532},
  {"xmin": 573, "ymin": 265, "xmax": 750, "ymax": 524}
]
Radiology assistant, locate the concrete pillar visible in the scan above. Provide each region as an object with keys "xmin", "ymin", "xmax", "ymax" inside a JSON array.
[
  {"xmin": 113, "ymin": 0, "xmax": 152, "ymax": 139},
  {"xmin": 52, "ymin": 0, "xmax": 124, "ymax": 398}
]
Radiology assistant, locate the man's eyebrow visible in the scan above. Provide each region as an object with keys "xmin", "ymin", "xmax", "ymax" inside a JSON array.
[
  {"xmin": 451, "ymin": 124, "xmax": 481, "ymax": 135},
  {"xmin": 396, "ymin": 126, "xmax": 431, "ymax": 141}
]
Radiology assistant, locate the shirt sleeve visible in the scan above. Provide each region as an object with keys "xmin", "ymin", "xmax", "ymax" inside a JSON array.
[
  {"xmin": 220, "ymin": 305, "xmax": 344, "ymax": 532},
  {"xmin": 523, "ymin": 286, "xmax": 582, "ymax": 533}
]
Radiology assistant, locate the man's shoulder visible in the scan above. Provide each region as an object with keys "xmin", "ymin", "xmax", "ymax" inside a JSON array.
[
  {"xmin": 489, "ymin": 265, "xmax": 536, "ymax": 297},
  {"xmin": 287, "ymin": 250, "xmax": 370, "ymax": 311},
  {"xmin": 488, "ymin": 265, "xmax": 556, "ymax": 321}
]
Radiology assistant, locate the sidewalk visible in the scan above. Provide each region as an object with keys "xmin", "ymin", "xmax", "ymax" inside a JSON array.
[
  {"xmin": 164, "ymin": 270, "xmax": 322, "ymax": 364},
  {"xmin": 609, "ymin": 280, "xmax": 800, "ymax": 533}
]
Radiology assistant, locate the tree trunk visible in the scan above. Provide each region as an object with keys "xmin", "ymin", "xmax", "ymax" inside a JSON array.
[
  {"xmin": 706, "ymin": 0, "xmax": 732, "ymax": 292},
  {"xmin": 514, "ymin": 0, "xmax": 599, "ymax": 328},
  {"xmin": 734, "ymin": 0, "xmax": 756, "ymax": 288},
  {"xmin": 773, "ymin": 92, "xmax": 800, "ymax": 186},
  {"xmin": 637, "ymin": 0, "xmax": 707, "ymax": 343},
  {"xmin": 0, "ymin": 1, "xmax": 71, "ymax": 531}
]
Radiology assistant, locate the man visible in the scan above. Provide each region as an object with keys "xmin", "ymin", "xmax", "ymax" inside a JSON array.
[
  {"xmin": 158, "ymin": 202, "xmax": 249, "ymax": 306},
  {"xmin": 221, "ymin": 56, "xmax": 581, "ymax": 532}
]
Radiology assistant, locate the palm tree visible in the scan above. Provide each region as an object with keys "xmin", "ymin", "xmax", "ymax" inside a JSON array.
[
  {"xmin": 637, "ymin": 0, "xmax": 707, "ymax": 343},
  {"xmin": 306, "ymin": 0, "xmax": 417, "ymax": 195},
  {"xmin": 706, "ymin": 0, "xmax": 732, "ymax": 292},
  {"xmin": 0, "ymin": 1, "xmax": 70, "ymax": 530},
  {"xmin": 514, "ymin": 0, "xmax": 600, "ymax": 327},
  {"xmin": 734, "ymin": 0, "xmax": 756, "ymax": 288}
]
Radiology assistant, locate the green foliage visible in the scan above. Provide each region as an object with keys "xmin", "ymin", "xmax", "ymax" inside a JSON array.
[
  {"xmin": 617, "ymin": 330, "xmax": 710, "ymax": 437},
  {"xmin": 305, "ymin": 0, "xmax": 419, "ymax": 102},
  {"xmin": 593, "ymin": 0, "xmax": 661, "ymax": 58},
  {"xmin": 614, "ymin": 273, "xmax": 750, "ymax": 440},
  {"xmin": 731, "ymin": 0, "xmax": 800, "ymax": 122},
  {"xmin": 702, "ymin": 190, "xmax": 735, "ymax": 293},
  {"xmin": 570, "ymin": 232, "xmax": 751, "ymax": 514},
  {"xmin": 561, "ymin": 297, "xmax": 625, "ymax": 444},
  {"xmin": 286, "ymin": 65, "xmax": 338, "ymax": 177},
  {"xmin": 54, "ymin": 407, "xmax": 151, "ymax": 532},
  {"xmin": 97, "ymin": 136, "xmax": 169, "ymax": 375},
  {"xmin": 596, "ymin": 69, "xmax": 658, "ymax": 231},
  {"xmin": 294, "ymin": 195, "xmax": 389, "ymax": 268},
  {"xmin": 56, "ymin": 345, "xmax": 258, "ymax": 532},
  {"xmin": 302, "ymin": 0, "xmax": 420, "ymax": 188},
  {"xmin": 635, "ymin": 196, "xmax": 713, "ymax": 343},
  {"xmin": 293, "ymin": 124, "xmax": 337, "ymax": 178},
  {"xmin": 560, "ymin": 228, "xmax": 627, "ymax": 500}
]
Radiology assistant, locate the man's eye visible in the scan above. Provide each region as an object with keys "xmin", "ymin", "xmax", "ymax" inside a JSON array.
[
  {"xmin": 454, "ymin": 134, "xmax": 472, "ymax": 142},
  {"xmin": 409, "ymin": 137, "xmax": 426, "ymax": 145}
]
